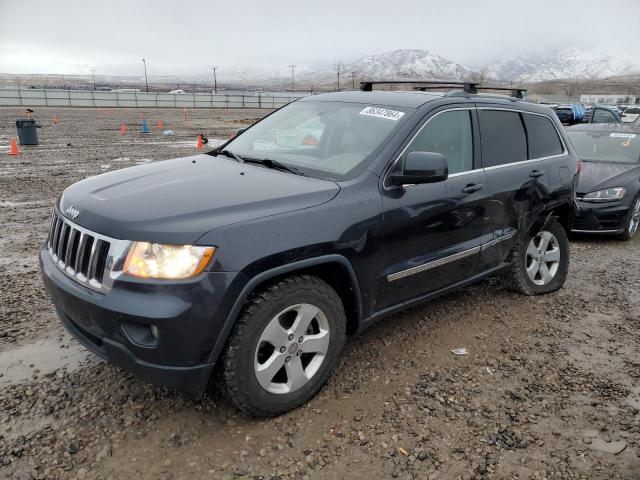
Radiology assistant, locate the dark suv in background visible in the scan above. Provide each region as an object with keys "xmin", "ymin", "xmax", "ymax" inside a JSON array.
[{"xmin": 41, "ymin": 81, "xmax": 579, "ymax": 416}]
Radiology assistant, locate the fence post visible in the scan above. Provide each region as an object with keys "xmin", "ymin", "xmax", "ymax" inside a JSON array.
[
  {"xmin": 44, "ymin": 86, "xmax": 48, "ymax": 107},
  {"xmin": 135, "ymin": 91, "xmax": 138, "ymax": 108},
  {"xmin": 67, "ymin": 88, "xmax": 71, "ymax": 107}
]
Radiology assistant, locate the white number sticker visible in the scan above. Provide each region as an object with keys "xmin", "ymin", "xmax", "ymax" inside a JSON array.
[
  {"xmin": 610, "ymin": 133, "xmax": 636, "ymax": 138},
  {"xmin": 359, "ymin": 106, "xmax": 405, "ymax": 121}
]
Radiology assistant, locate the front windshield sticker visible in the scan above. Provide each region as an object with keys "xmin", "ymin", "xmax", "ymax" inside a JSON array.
[
  {"xmin": 610, "ymin": 133, "xmax": 636, "ymax": 139},
  {"xmin": 359, "ymin": 106, "xmax": 405, "ymax": 121}
]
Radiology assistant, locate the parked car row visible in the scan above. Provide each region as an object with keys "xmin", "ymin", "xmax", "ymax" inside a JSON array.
[{"xmin": 39, "ymin": 82, "xmax": 640, "ymax": 417}]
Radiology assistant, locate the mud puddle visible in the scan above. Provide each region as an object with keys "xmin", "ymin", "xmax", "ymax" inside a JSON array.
[{"xmin": 0, "ymin": 335, "xmax": 89, "ymax": 388}]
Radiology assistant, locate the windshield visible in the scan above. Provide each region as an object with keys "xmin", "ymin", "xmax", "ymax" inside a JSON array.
[
  {"xmin": 219, "ymin": 101, "xmax": 412, "ymax": 180},
  {"xmin": 567, "ymin": 130, "xmax": 640, "ymax": 164}
]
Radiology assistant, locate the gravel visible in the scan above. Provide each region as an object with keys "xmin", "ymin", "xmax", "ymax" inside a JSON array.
[{"xmin": 1, "ymin": 107, "xmax": 639, "ymax": 479}]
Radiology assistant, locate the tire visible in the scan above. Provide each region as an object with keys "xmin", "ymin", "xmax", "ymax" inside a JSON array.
[
  {"xmin": 222, "ymin": 275, "xmax": 346, "ymax": 417},
  {"xmin": 507, "ymin": 218, "xmax": 569, "ymax": 295},
  {"xmin": 618, "ymin": 194, "xmax": 640, "ymax": 241}
]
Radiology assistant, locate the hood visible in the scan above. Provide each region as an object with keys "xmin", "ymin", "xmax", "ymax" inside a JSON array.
[
  {"xmin": 59, "ymin": 154, "xmax": 340, "ymax": 244},
  {"xmin": 577, "ymin": 160, "xmax": 640, "ymax": 194}
]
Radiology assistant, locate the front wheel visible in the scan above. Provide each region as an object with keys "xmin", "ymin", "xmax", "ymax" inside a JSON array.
[
  {"xmin": 222, "ymin": 275, "xmax": 346, "ymax": 417},
  {"xmin": 507, "ymin": 218, "xmax": 569, "ymax": 295},
  {"xmin": 619, "ymin": 195, "xmax": 640, "ymax": 241}
]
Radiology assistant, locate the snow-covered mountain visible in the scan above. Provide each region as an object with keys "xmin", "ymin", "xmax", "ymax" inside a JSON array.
[
  {"xmin": 481, "ymin": 48, "xmax": 640, "ymax": 83},
  {"xmin": 345, "ymin": 49, "xmax": 472, "ymax": 81},
  {"xmin": 213, "ymin": 47, "xmax": 638, "ymax": 87}
]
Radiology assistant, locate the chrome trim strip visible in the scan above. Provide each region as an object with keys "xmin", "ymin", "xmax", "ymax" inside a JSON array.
[
  {"xmin": 480, "ymin": 232, "xmax": 516, "ymax": 252},
  {"xmin": 383, "ymin": 106, "xmax": 569, "ymax": 189},
  {"xmin": 386, "ymin": 245, "xmax": 481, "ymax": 282},
  {"xmin": 571, "ymin": 229, "xmax": 621, "ymax": 234}
]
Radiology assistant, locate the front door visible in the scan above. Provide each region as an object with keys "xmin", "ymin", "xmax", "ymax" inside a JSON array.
[{"xmin": 376, "ymin": 108, "xmax": 490, "ymax": 312}]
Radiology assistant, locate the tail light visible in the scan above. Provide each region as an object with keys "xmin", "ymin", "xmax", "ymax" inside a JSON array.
[{"xmin": 576, "ymin": 159, "xmax": 582, "ymax": 175}]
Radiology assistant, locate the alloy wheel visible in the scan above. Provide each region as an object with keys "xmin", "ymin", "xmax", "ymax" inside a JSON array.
[
  {"xmin": 525, "ymin": 231, "xmax": 561, "ymax": 286},
  {"xmin": 254, "ymin": 303, "xmax": 330, "ymax": 394}
]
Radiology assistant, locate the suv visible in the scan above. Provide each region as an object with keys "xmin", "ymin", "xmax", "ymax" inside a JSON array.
[{"xmin": 40, "ymin": 81, "xmax": 579, "ymax": 417}]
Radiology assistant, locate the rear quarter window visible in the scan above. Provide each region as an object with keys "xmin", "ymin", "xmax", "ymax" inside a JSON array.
[
  {"xmin": 478, "ymin": 110, "xmax": 528, "ymax": 167},
  {"xmin": 522, "ymin": 113, "xmax": 564, "ymax": 158}
]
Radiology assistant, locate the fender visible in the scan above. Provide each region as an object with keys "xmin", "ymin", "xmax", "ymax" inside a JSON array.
[{"xmin": 205, "ymin": 254, "xmax": 363, "ymax": 365}]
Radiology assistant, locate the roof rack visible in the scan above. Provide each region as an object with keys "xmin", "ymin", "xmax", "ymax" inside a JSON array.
[{"xmin": 359, "ymin": 80, "xmax": 527, "ymax": 99}]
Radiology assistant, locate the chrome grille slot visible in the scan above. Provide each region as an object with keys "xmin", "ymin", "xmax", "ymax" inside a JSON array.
[{"xmin": 46, "ymin": 210, "xmax": 124, "ymax": 293}]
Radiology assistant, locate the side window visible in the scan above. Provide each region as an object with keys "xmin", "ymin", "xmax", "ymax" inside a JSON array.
[
  {"xmin": 592, "ymin": 108, "xmax": 618, "ymax": 124},
  {"xmin": 401, "ymin": 110, "xmax": 473, "ymax": 174},
  {"xmin": 522, "ymin": 113, "xmax": 564, "ymax": 158},
  {"xmin": 478, "ymin": 110, "xmax": 527, "ymax": 167}
]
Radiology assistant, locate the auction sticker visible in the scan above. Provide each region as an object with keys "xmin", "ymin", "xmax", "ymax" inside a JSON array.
[
  {"xmin": 610, "ymin": 133, "xmax": 636, "ymax": 138},
  {"xmin": 359, "ymin": 106, "xmax": 405, "ymax": 121}
]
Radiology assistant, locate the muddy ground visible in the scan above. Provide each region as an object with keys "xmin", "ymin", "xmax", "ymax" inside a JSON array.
[{"xmin": 0, "ymin": 107, "xmax": 638, "ymax": 480}]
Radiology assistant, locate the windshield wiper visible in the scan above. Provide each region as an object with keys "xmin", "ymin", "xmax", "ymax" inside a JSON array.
[
  {"xmin": 242, "ymin": 158, "xmax": 306, "ymax": 176},
  {"xmin": 212, "ymin": 150, "xmax": 305, "ymax": 176},
  {"xmin": 216, "ymin": 149, "xmax": 245, "ymax": 163}
]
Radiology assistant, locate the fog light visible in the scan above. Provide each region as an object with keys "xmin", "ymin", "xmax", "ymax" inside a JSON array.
[{"xmin": 150, "ymin": 325, "xmax": 159, "ymax": 339}]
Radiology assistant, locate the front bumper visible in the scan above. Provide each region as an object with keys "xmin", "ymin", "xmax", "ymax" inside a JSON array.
[
  {"xmin": 40, "ymin": 246, "xmax": 242, "ymax": 395},
  {"xmin": 572, "ymin": 200, "xmax": 628, "ymax": 234}
]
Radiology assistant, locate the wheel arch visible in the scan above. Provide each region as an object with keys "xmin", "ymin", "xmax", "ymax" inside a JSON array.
[
  {"xmin": 206, "ymin": 255, "xmax": 362, "ymax": 365},
  {"xmin": 541, "ymin": 200, "xmax": 575, "ymax": 234}
]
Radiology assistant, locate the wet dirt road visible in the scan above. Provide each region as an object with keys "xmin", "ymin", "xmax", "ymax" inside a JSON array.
[{"xmin": 0, "ymin": 107, "xmax": 639, "ymax": 480}]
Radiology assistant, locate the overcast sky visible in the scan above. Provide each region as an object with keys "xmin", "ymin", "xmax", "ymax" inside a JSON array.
[{"xmin": 1, "ymin": 0, "xmax": 639, "ymax": 76}]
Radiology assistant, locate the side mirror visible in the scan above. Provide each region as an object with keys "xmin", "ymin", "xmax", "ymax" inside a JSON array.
[{"xmin": 389, "ymin": 151, "xmax": 449, "ymax": 186}]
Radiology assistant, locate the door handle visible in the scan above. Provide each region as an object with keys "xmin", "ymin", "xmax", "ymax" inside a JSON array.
[
  {"xmin": 462, "ymin": 183, "xmax": 483, "ymax": 194},
  {"xmin": 529, "ymin": 169, "xmax": 546, "ymax": 178}
]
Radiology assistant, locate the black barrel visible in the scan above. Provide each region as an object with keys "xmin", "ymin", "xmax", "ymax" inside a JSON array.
[{"xmin": 16, "ymin": 119, "xmax": 38, "ymax": 145}]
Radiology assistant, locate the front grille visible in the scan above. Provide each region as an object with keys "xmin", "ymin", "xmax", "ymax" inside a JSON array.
[{"xmin": 47, "ymin": 211, "xmax": 112, "ymax": 291}]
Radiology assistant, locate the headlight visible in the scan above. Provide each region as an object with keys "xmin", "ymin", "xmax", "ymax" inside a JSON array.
[
  {"xmin": 123, "ymin": 242, "xmax": 215, "ymax": 279},
  {"xmin": 582, "ymin": 187, "xmax": 626, "ymax": 203}
]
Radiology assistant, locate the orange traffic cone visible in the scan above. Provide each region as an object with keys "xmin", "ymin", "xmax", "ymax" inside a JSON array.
[
  {"xmin": 120, "ymin": 123, "xmax": 127, "ymax": 135},
  {"xmin": 9, "ymin": 138, "xmax": 20, "ymax": 155},
  {"xmin": 196, "ymin": 135, "xmax": 204, "ymax": 150},
  {"xmin": 183, "ymin": 108, "xmax": 188, "ymax": 121},
  {"xmin": 157, "ymin": 120, "xmax": 164, "ymax": 129}
]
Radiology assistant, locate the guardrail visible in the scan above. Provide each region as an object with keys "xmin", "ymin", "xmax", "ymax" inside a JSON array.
[{"xmin": 0, "ymin": 88, "xmax": 308, "ymax": 108}]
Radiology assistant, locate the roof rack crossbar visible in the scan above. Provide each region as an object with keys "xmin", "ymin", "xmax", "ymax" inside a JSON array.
[
  {"xmin": 360, "ymin": 80, "xmax": 527, "ymax": 99},
  {"xmin": 360, "ymin": 80, "xmax": 478, "ymax": 94}
]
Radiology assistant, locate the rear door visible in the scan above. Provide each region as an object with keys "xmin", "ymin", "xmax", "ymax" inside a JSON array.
[
  {"xmin": 376, "ymin": 107, "xmax": 490, "ymax": 312},
  {"xmin": 476, "ymin": 108, "xmax": 552, "ymax": 269}
]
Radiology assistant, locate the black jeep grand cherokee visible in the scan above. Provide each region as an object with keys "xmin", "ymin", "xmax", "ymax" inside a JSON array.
[{"xmin": 41, "ymin": 83, "xmax": 579, "ymax": 416}]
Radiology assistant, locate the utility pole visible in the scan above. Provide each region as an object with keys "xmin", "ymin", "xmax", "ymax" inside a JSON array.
[
  {"xmin": 212, "ymin": 66, "xmax": 218, "ymax": 94},
  {"xmin": 142, "ymin": 58, "xmax": 149, "ymax": 92},
  {"xmin": 90, "ymin": 69, "xmax": 96, "ymax": 91},
  {"xmin": 335, "ymin": 63, "xmax": 342, "ymax": 91},
  {"xmin": 350, "ymin": 71, "xmax": 356, "ymax": 89},
  {"xmin": 288, "ymin": 65, "xmax": 296, "ymax": 92}
]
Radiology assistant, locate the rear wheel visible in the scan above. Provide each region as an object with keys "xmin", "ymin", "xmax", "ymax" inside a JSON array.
[
  {"xmin": 222, "ymin": 275, "xmax": 346, "ymax": 417},
  {"xmin": 619, "ymin": 195, "xmax": 640, "ymax": 241},
  {"xmin": 507, "ymin": 218, "xmax": 569, "ymax": 295}
]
